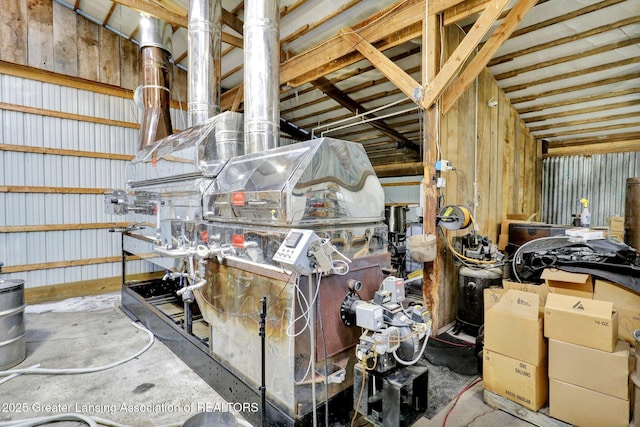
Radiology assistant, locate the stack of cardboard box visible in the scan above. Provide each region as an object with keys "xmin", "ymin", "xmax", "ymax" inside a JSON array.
[
  {"xmin": 595, "ymin": 279, "xmax": 640, "ymax": 344},
  {"xmin": 483, "ymin": 269, "xmax": 634, "ymax": 425},
  {"xmin": 483, "ymin": 289, "xmax": 548, "ymax": 411},
  {"xmin": 545, "ymin": 291, "xmax": 629, "ymax": 427}
]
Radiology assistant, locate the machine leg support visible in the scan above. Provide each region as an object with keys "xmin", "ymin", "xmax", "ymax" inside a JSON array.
[{"xmin": 354, "ymin": 364, "xmax": 429, "ymax": 427}]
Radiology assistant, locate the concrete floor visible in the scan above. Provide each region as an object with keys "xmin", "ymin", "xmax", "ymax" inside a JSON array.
[{"xmin": 0, "ymin": 293, "xmax": 532, "ymax": 427}]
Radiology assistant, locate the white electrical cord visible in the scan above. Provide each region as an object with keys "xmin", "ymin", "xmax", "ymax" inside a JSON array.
[
  {"xmin": 0, "ymin": 414, "xmax": 98, "ymax": 427},
  {"xmin": 0, "ymin": 364, "xmax": 40, "ymax": 386},
  {"xmin": 286, "ymin": 276, "xmax": 322, "ymax": 338},
  {"xmin": 0, "ymin": 413, "xmax": 246, "ymax": 427},
  {"xmin": 0, "ymin": 322, "xmax": 153, "ymax": 378}
]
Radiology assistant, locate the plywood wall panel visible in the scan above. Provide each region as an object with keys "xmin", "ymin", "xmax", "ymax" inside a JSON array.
[
  {"xmin": 77, "ymin": 15, "xmax": 100, "ymax": 82},
  {"xmin": 439, "ymin": 26, "xmax": 540, "ymax": 243},
  {"xmin": 52, "ymin": 1, "xmax": 77, "ymax": 76},
  {"xmin": 98, "ymin": 27, "xmax": 120, "ymax": 86},
  {"xmin": 0, "ymin": 1, "xmax": 28, "ymax": 65},
  {"xmin": 27, "ymin": 0, "xmax": 54, "ymax": 71},
  {"xmin": 120, "ymin": 37, "xmax": 138, "ymax": 91}
]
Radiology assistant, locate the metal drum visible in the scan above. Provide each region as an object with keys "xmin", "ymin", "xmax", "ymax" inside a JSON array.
[
  {"xmin": 0, "ymin": 279, "xmax": 26, "ymax": 370},
  {"xmin": 456, "ymin": 267, "xmax": 502, "ymax": 334},
  {"xmin": 385, "ymin": 206, "xmax": 408, "ymax": 234},
  {"xmin": 182, "ymin": 412, "xmax": 237, "ymax": 427},
  {"xmin": 625, "ymin": 177, "xmax": 640, "ymax": 252}
]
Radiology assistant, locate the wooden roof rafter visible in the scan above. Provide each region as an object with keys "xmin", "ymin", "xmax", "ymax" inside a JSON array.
[
  {"xmin": 529, "ymin": 111, "xmax": 640, "ymax": 133},
  {"xmin": 510, "ymin": 73, "xmax": 640, "ymax": 103},
  {"xmin": 311, "ymin": 76, "xmax": 419, "ymax": 151},
  {"xmin": 103, "ymin": 3, "xmax": 118, "ymax": 27},
  {"xmin": 518, "ymin": 88, "xmax": 640, "ymax": 115},
  {"xmin": 111, "ymin": 0, "xmax": 244, "ymax": 48},
  {"xmin": 440, "ymin": 0, "xmax": 539, "ymax": 113}
]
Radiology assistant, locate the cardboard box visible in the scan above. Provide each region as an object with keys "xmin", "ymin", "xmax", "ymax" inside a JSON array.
[
  {"xmin": 483, "ymin": 349, "xmax": 548, "ymax": 411},
  {"xmin": 594, "ymin": 279, "xmax": 640, "ymax": 344},
  {"xmin": 502, "ymin": 280, "xmax": 549, "ymax": 307},
  {"xmin": 485, "ymin": 290, "xmax": 545, "ymax": 365},
  {"xmin": 548, "ymin": 339, "xmax": 630, "ymax": 399},
  {"xmin": 541, "ymin": 268, "xmax": 593, "ymax": 299},
  {"xmin": 609, "ymin": 216, "xmax": 624, "ymax": 231},
  {"xmin": 483, "ymin": 287, "xmax": 507, "ymax": 314},
  {"xmin": 544, "ymin": 293, "xmax": 618, "ymax": 352},
  {"xmin": 499, "ymin": 219, "xmax": 542, "ymax": 235},
  {"xmin": 497, "ymin": 233, "xmax": 509, "ymax": 251},
  {"xmin": 549, "ymin": 379, "xmax": 629, "ymax": 427}
]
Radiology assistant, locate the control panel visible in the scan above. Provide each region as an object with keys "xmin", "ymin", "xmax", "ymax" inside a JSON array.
[
  {"xmin": 382, "ymin": 276, "xmax": 405, "ymax": 304},
  {"xmin": 272, "ymin": 229, "xmax": 319, "ymax": 275}
]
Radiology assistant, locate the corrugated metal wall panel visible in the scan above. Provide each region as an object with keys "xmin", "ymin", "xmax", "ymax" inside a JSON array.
[
  {"xmin": 542, "ymin": 153, "xmax": 640, "ymax": 226},
  {"xmin": 380, "ymin": 176, "xmax": 422, "ymax": 206},
  {"xmin": 1, "ymin": 73, "xmax": 150, "ymax": 290}
]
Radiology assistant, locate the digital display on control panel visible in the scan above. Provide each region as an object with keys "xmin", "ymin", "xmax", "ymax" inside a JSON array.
[{"xmin": 284, "ymin": 231, "xmax": 303, "ymax": 248}]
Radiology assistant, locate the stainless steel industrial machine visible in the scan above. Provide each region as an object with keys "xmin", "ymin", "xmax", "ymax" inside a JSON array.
[
  {"xmin": 109, "ymin": 122, "xmax": 393, "ymax": 425},
  {"xmin": 106, "ymin": 1, "xmax": 430, "ymax": 424}
]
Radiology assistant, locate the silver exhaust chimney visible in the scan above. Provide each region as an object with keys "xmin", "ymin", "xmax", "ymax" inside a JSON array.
[
  {"xmin": 188, "ymin": 0, "xmax": 222, "ymax": 126},
  {"xmin": 138, "ymin": 15, "xmax": 173, "ymax": 149},
  {"xmin": 244, "ymin": 0, "xmax": 280, "ymax": 154}
]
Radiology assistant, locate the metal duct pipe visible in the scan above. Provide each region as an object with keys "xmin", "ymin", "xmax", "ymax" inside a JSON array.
[
  {"xmin": 138, "ymin": 15, "xmax": 173, "ymax": 150},
  {"xmin": 244, "ymin": 0, "xmax": 280, "ymax": 154},
  {"xmin": 188, "ymin": 0, "xmax": 222, "ymax": 126}
]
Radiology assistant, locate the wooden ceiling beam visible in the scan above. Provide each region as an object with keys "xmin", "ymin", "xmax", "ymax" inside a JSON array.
[
  {"xmin": 429, "ymin": 0, "xmax": 466, "ymax": 16},
  {"xmin": 510, "ymin": 73, "xmax": 640, "ymax": 103},
  {"xmin": 280, "ymin": 0, "xmax": 309, "ymax": 19},
  {"xmin": 111, "ymin": 0, "xmax": 243, "ymax": 48},
  {"xmin": 231, "ymin": 1, "xmax": 243, "ymax": 15},
  {"xmin": 505, "ymin": 56, "xmax": 640, "ymax": 94},
  {"xmin": 280, "ymin": 0, "xmax": 424, "ymax": 87},
  {"xmin": 535, "ymin": 122, "xmax": 640, "ymax": 139},
  {"xmin": 220, "ymin": 85, "xmax": 241, "ymax": 110},
  {"xmin": 518, "ymin": 88, "xmax": 640, "ymax": 115},
  {"xmin": 339, "ymin": 28, "xmax": 423, "ymax": 105},
  {"xmin": 506, "ymin": 0, "xmax": 625, "ymax": 41},
  {"xmin": 546, "ymin": 131, "xmax": 640, "ymax": 147},
  {"xmin": 524, "ymin": 99, "xmax": 640, "ymax": 123},
  {"xmin": 104, "ymin": 4, "xmax": 117, "ymax": 27},
  {"xmin": 374, "ymin": 162, "xmax": 424, "ymax": 178},
  {"xmin": 222, "ymin": 9, "xmax": 244, "ymax": 35},
  {"xmin": 149, "ymin": 0, "xmax": 244, "ymax": 35},
  {"xmin": 285, "ymin": 22, "xmax": 422, "ymax": 88},
  {"xmin": 310, "ymin": 76, "xmax": 417, "ymax": 150},
  {"xmin": 443, "ymin": 0, "xmax": 492, "ymax": 26},
  {"xmin": 489, "ymin": 15, "xmax": 640, "ymax": 67},
  {"xmin": 441, "ymin": 0, "xmax": 538, "ymax": 114},
  {"xmin": 280, "ymin": 47, "xmax": 420, "ymax": 104},
  {"xmin": 422, "ymin": 0, "xmax": 511, "ymax": 110},
  {"xmin": 149, "ymin": 0, "xmax": 184, "ymax": 15},
  {"xmin": 292, "ymin": 96, "xmax": 415, "ymax": 127},
  {"xmin": 544, "ymin": 140, "xmax": 640, "ymax": 158},
  {"xmin": 494, "ymin": 36, "xmax": 640, "ymax": 81},
  {"xmin": 173, "ymin": 50, "xmax": 188, "ymax": 65},
  {"xmin": 529, "ymin": 111, "xmax": 640, "ymax": 132},
  {"xmin": 281, "ymin": 0, "xmax": 362, "ymax": 46}
]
